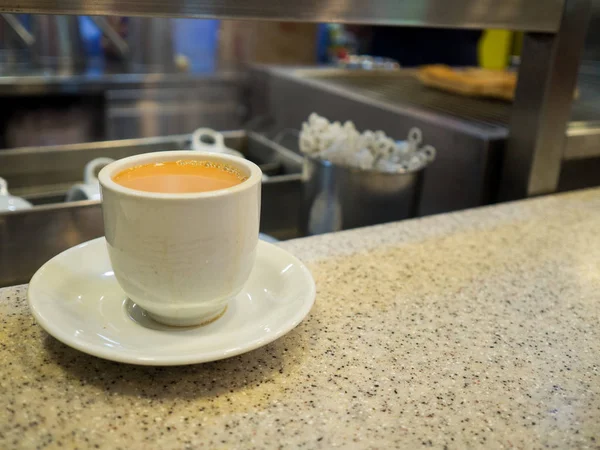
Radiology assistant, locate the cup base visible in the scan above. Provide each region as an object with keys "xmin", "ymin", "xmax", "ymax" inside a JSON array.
[{"xmin": 146, "ymin": 305, "xmax": 228, "ymax": 327}]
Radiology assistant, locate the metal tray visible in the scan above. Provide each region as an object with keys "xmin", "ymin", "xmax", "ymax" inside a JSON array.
[
  {"xmin": 0, "ymin": 131, "xmax": 303, "ymax": 287},
  {"xmin": 0, "ymin": 130, "xmax": 300, "ymax": 201}
]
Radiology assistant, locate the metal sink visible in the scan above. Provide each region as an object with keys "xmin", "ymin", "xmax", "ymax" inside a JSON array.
[{"xmin": 0, "ymin": 131, "xmax": 303, "ymax": 287}]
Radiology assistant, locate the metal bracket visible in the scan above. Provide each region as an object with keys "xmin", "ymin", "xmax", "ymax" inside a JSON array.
[{"xmin": 498, "ymin": 0, "xmax": 591, "ymax": 200}]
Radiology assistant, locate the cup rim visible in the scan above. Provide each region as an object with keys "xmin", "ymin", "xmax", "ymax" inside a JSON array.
[{"xmin": 98, "ymin": 151, "xmax": 262, "ymax": 200}]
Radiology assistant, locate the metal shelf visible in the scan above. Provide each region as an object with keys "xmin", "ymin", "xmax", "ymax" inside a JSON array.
[
  {"xmin": 1, "ymin": 0, "xmax": 564, "ymax": 31},
  {"xmin": 0, "ymin": 0, "xmax": 593, "ymax": 202}
]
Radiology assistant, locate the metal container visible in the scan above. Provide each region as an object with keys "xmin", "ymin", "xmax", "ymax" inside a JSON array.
[
  {"xmin": 0, "ymin": 130, "xmax": 300, "ymax": 199},
  {"xmin": 251, "ymin": 66, "xmax": 506, "ymax": 216},
  {"xmin": 0, "ymin": 130, "xmax": 304, "ymax": 287},
  {"xmin": 300, "ymin": 156, "xmax": 424, "ymax": 235}
]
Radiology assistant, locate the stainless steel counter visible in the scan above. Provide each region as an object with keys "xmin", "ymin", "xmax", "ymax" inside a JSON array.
[
  {"xmin": 254, "ymin": 66, "xmax": 600, "ymax": 215},
  {"xmin": 261, "ymin": 66, "xmax": 600, "ymax": 156}
]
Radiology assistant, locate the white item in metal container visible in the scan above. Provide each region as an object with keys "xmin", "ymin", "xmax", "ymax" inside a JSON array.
[
  {"xmin": 0, "ymin": 177, "xmax": 32, "ymax": 212},
  {"xmin": 299, "ymin": 113, "xmax": 435, "ymax": 173}
]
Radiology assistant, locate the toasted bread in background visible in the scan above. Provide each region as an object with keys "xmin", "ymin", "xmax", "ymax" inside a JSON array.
[{"xmin": 417, "ymin": 65, "xmax": 517, "ymax": 101}]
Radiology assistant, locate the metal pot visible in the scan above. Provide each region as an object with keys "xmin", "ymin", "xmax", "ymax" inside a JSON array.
[{"xmin": 300, "ymin": 156, "xmax": 424, "ymax": 235}]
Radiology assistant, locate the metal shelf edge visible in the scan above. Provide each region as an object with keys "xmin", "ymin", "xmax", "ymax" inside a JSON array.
[
  {"xmin": 564, "ymin": 123, "xmax": 600, "ymax": 160},
  {"xmin": 0, "ymin": 0, "xmax": 564, "ymax": 32}
]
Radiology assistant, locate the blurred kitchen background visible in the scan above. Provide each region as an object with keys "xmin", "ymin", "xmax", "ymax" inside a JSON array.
[{"xmin": 0, "ymin": 9, "xmax": 599, "ymax": 286}]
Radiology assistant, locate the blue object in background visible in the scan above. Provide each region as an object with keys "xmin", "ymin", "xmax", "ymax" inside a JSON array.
[
  {"xmin": 77, "ymin": 17, "xmax": 220, "ymax": 74},
  {"xmin": 78, "ymin": 16, "xmax": 105, "ymax": 75},
  {"xmin": 317, "ymin": 24, "xmax": 330, "ymax": 64},
  {"xmin": 173, "ymin": 19, "xmax": 219, "ymax": 73},
  {"xmin": 79, "ymin": 16, "xmax": 102, "ymax": 58}
]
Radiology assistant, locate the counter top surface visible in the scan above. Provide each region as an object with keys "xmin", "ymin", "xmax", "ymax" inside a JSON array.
[{"xmin": 1, "ymin": 189, "xmax": 600, "ymax": 449}]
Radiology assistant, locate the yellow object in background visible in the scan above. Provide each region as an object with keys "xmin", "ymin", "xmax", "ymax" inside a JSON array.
[
  {"xmin": 512, "ymin": 32, "xmax": 524, "ymax": 58},
  {"xmin": 478, "ymin": 29, "xmax": 513, "ymax": 70}
]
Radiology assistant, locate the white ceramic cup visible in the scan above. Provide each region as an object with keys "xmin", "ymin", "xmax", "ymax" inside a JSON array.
[
  {"xmin": 66, "ymin": 157, "xmax": 115, "ymax": 202},
  {"xmin": 0, "ymin": 177, "xmax": 32, "ymax": 212},
  {"xmin": 98, "ymin": 151, "xmax": 262, "ymax": 327},
  {"xmin": 191, "ymin": 128, "xmax": 244, "ymax": 158}
]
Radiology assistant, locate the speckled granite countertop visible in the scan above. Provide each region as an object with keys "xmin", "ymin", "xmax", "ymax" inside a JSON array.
[{"xmin": 2, "ymin": 188, "xmax": 600, "ymax": 449}]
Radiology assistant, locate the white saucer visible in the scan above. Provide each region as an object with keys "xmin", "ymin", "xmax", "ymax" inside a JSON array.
[{"xmin": 28, "ymin": 237, "xmax": 315, "ymax": 366}]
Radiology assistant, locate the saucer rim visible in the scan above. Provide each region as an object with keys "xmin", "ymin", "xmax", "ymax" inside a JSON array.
[{"xmin": 28, "ymin": 237, "xmax": 316, "ymax": 366}]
